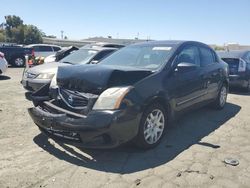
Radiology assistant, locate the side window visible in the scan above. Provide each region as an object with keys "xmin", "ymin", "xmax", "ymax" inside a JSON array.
[
  {"xmin": 33, "ymin": 46, "xmax": 40, "ymax": 52},
  {"xmin": 39, "ymin": 46, "xmax": 53, "ymax": 52},
  {"xmin": 177, "ymin": 46, "xmax": 200, "ymax": 66},
  {"xmin": 200, "ymin": 47, "xmax": 215, "ymax": 66},
  {"xmin": 92, "ymin": 50, "xmax": 115, "ymax": 61},
  {"xmin": 53, "ymin": 46, "xmax": 61, "ymax": 52}
]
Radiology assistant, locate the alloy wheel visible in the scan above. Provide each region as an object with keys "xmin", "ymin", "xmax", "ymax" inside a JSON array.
[
  {"xmin": 15, "ymin": 58, "xmax": 24, "ymax": 67},
  {"xmin": 220, "ymin": 86, "xmax": 227, "ymax": 107},
  {"xmin": 143, "ymin": 109, "xmax": 165, "ymax": 144}
]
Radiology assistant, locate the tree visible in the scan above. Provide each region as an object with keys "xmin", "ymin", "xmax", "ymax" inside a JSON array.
[
  {"xmin": 2, "ymin": 15, "xmax": 43, "ymax": 44},
  {"xmin": 23, "ymin": 25, "xmax": 43, "ymax": 44}
]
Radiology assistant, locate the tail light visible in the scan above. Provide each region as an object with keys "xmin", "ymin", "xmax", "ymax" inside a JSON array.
[
  {"xmin": 0, "ymin": 52, "xmax": 4, "ymax": 58},
  {"xmin": 238, "ymin": 58, "xmax": 247, "ymax": 72},
  {"xmin": 32, "ymin": 49, "xmax": 35, "ymax": 57}
]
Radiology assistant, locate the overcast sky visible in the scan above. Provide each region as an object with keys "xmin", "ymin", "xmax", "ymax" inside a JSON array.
[{"xmin": 1, "ymin": 0, "xmax": 250, "ymax": 45}]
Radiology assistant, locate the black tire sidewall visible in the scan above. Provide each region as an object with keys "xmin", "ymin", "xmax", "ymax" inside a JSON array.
[{"xmin": 135, "ymin": 103, "xmax": 167, "ymax": 149}]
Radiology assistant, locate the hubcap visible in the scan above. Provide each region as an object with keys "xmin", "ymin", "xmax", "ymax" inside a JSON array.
[
  {"xmin": 220, "ymin": 86, "xmax": 227, "ymax": 106},
  {"xmin": 15, "ymin": 58, "xmax": 24, "ymax": 66},
  {"xmin": 144, "ymin": 109, "xmax": 165, "ymax": 144}
]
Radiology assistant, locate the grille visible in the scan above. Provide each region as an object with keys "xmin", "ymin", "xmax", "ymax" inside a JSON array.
[{"xmin": 59, "ymin": 88, "xmax": 98, "ymax": 109}]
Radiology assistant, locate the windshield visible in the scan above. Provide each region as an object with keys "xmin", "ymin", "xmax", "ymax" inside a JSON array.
[
  {"xmin": 60, "ymin": 48, "xmax": 98, "ymax": 65},
  {"xmin": 99, "ymin": 45, "xmax": 173, "ymax": 70}
]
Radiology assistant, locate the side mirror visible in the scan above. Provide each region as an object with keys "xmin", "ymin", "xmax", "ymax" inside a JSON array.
[{"xmin": 175, "ymin": 62, "xmax": 198, "ymax": 73}]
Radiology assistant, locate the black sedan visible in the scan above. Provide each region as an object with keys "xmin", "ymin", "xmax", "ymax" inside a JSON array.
[
  {"xmin": 28, "ymin": 41, "xmax": 229, "ymax": 149},
  {"xmin": 218, "ymin": 50, "xmax": 250, "ymax": 91}
]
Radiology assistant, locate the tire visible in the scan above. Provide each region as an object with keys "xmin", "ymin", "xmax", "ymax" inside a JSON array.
[
  {"xmin": 212, "ymin": 84, "xmax": 228, "ymax": 110},
  {"xmin": 13, "ymin": 57, "xmax": 25, "ymax": 67},
  {"xmin": 135, "ymin": 103, "xmax": 167, "ymax": 149}
]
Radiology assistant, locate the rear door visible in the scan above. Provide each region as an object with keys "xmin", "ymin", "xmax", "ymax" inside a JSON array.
[
  {"xmin": 199, "ymin": 46, "xmax": 221, "ymax": 100},
  {"xmin": 170, "ymin": 45, "xmax": 205, "ymax": 111}
]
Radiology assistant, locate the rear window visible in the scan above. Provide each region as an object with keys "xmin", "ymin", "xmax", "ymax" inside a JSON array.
[{"xmin": 222, "ymin": 58, "xmax": 239, "ymax": 74}]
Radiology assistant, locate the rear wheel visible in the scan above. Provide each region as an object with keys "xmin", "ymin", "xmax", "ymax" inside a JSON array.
[
  {"xmin": 13, "ymin": 57, "xmax": 25, "ymax": 67},
  {"xmin": 212, "ymin": 84, "xmax": 228, "ymax": 110},
  {"xmin": 135, "ymin": 103, "xmax": 167, "ymax": 149}
]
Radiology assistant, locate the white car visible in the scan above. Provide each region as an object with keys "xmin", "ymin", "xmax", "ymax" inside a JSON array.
[
  {"xmin": 0, "ymin": 52, "xmax": 8, "ymax": 74},
  {"xmin": 26, "ymin": 44, "xmax": 62, "ymax": 58}
]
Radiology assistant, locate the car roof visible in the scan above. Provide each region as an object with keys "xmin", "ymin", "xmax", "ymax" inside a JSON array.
[
  {"xmin": 217, "ymin": 50, "xmax": 250, "ymax": 58},
  {"xmin": 130, "ymin": 40, "xmax": 211, "ymax": 48},
  {"xmin": 80, "ymin": 46, "xmax": 120, "ymax": 51},
  {"xmin": 26, "ymin": 44, "xmax": 61, "ymax": 48}
]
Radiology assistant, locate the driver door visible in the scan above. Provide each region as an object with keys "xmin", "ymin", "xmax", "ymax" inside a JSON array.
[{"xmin": 170, "ymin": 45, "xmax": 206, "ymax": 112}]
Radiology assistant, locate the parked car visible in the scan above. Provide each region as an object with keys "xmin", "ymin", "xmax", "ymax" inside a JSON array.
[
  {"xmin": 44, "ymin": 46, "xmax": 79, "ymax": 64},
  {"xmin": 22, "ymin": 44, "xmax": 123, "ymax": 91},
  {"xmin": 26, "ymin": 44, "xmax": 62, "ymax": 58},
  {"xmin": 0, "ymin": 52, "xmax": 8, "ymax": 74},
  {"xmin": 28, "ymin": 41, "xmax": 229, "ymax": 149},
  {"xmin": 218, "ymin": 50, "xmax": 250, "ymax": 91},
  {"xmin": 0, "ymin": 44, "xmax": 33, "ymax": 67}
]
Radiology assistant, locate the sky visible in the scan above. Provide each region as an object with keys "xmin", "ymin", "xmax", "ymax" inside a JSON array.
[{"xmin": 0, "ymin": 0, "xmax": 250, "ymax": 45}]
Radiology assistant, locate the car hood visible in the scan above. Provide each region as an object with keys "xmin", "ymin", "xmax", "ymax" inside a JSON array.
[
  {"xmin": 28, "ymin": 62, "xmax": 70, "ymax": 75},
  {"xmin": 57, "ymin": 64, "xmax": 153, "ymax": 94}
]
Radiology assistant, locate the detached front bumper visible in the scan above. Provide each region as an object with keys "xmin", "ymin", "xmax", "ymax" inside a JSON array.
[
  {"xmin": 28, "ymin": 102, "xmax": 141, "ymax": 148},
  {"xmin": 229, "ymin": 75, "xmax": 249, "ymax": 88}
]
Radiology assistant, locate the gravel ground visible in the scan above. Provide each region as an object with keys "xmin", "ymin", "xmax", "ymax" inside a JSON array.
[{"xmin": 0, "ymin": 68, "xmax": 250, "ymax": 188}]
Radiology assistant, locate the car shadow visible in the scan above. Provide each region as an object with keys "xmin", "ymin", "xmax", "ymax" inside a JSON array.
[
  {"xmin": 33, "ymin": 102, "xmax": 241, "ymax": 174},
  {"xmin": 0, "ymin": 75, "xmax": 10, "ymax": 80}
]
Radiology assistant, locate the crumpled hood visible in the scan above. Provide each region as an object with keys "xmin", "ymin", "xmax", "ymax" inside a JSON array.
[
  {"xmin": 28, "ymin": 62, "xmax": 70, "ymax": 75},
  {"xmin": 57, "ymin": 64, "xmax": 153, "ymax": 94}
]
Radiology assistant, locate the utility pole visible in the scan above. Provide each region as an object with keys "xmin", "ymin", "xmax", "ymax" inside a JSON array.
[{"xmin": 61, "ymin": 30, "xmax": 64, "ymax": 39}]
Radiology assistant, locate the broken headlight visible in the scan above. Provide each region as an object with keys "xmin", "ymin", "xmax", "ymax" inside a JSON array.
[
  {"xmin": 93, "ymin": 86, "xmax": 132, "ymax": 110},
  {"xmin": 50, "ymin": 75, "xmax": 57, "ymax": 88}
]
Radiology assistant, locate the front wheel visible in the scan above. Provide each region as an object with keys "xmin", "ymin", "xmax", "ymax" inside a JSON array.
[
  {"xmin": 135, "ymin": 103, "xmax": 167, "ymax": 149},
  {"xmin": 212, "ymin": 84, "xmax": 228, "ymax": 110}
]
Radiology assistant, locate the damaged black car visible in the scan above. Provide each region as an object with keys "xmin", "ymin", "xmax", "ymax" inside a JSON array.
[{"xmin": 28, "ymin": 41, "xmax": 229, "ymax": 149}]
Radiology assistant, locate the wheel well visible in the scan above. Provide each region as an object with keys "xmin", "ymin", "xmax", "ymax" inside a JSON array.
[{"xmin": 143, "ymin": 97, "xmax": 170, "ymax": 116}]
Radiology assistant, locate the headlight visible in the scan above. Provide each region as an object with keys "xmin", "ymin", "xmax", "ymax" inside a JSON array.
[
  {"xmin": 50, "ymin": 75, "xmax": 57, "ymax": 88},
  {"xmin": 36, "ymin": 73, "xmax": 54, "ymax": 79},
  {"xmin": 93, "ymin": 86, "xmax": 132, "ymax": 110}
]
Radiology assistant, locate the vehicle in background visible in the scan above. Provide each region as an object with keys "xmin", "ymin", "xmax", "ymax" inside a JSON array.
[
  {"xmin": 0, "ymin": 52, "xmax": 8, "ymax": 74},
  {"xmin": 22, "ymin": 44, "xmax": 124, "ymax": 91},
  {"xmin": 218, "ymin": 50, "xmax": 250, "ymax": 91},
  {"xmin": 44, "ymin": 46, "xmax": 79, "ymax": 64},
  {"xmin": 26, "ymin": 44, "xmax": 62, "ymax": 58},
  {"xmin": 28, "ymin": 41, "xmax": 229, "ymax": 149},
  {"xmin": 0, "ymin": 44, "xmax": 33, "ymax": 67}
]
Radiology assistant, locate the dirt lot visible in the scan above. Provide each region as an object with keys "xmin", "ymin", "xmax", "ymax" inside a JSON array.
[{"xmin": 0, "ymin": 68, "xmax": 250, "ymax": 188}]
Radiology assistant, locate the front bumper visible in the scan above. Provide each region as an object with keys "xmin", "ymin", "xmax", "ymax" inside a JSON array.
[
  {"xmin": 21, "ymin": 78, "xmax": 51, "ymax": 91},
  {"xmin": 229, "ymin": 75, "xmax": 249, "ymax": 88},
  {"xmin": 28, "ymin": 102, "xmax": 141, "ymax": 148}
]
